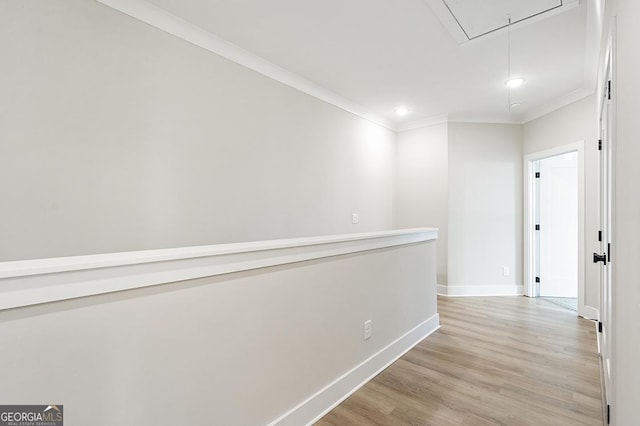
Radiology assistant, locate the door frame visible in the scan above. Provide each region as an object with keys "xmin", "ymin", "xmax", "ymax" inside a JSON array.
[{"xmin": 523, "ymin": 141, "xmax": 588, "ymax": 317}]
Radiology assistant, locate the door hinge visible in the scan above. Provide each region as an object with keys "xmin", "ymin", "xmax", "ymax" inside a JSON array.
[
  {"xmin": 598, "ymin": 139, "xmax": 602, "ymax": 150},
  {"xmin": 598, "ymin": 321, "xmax": 603, "ymax": 333},
  {"xmin": 535, "ymin": 172, "xmax": 540, "ymax": 178},
  {"xmin": 607, "ymin": 404, "xmax": 611, "ymax": 424},
  {"xmin": 535, "ymin": 277, "xmax": 540, "ymax": 283},
  {"xmin": 598, "ymin": 230, "xmax": 602, "ymax": 242},
  {"xmin": 535, "ymin": 224, "xmax": 540, "ymax": 231},
  {"xmin": 608, "ymin": 243, "xmax": 611, "ymax": 263},
  {"xmin": 608, "ymin": 80, "xmax": 611, "ymax": 100}
]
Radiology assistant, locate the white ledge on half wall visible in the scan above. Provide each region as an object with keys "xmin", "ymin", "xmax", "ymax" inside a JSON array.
[{"xmin": 0, "ymin": 228, "xmax": 437, "ymax": 311}]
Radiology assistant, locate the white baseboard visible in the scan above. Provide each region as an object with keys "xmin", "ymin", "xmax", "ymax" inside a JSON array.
[
  {"xmin": 438, "ymin": 284, "xmax": 524, "ymax": 297},
  {"xmin": 267, "ymin": 313, "xmax": 441, "ymax": 426}
]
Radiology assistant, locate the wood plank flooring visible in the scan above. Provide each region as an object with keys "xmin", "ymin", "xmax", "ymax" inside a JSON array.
[{"xmin": 316, "ymin": 296, "xmax": 602, "ymax": 426}]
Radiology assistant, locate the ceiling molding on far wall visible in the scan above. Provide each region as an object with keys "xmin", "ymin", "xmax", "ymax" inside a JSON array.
[
  {"xmin": 396, "ymin": 114, "xmax": 449, "ymax": 132},
  {"xmin": 396, "ymin": 113, "xmax": 525, "ymax": 133},
  {"xmin": 95, "ymin": 0, "xmax": 397, "ymax": 131},
  {"xmin": 399, "ymin": 87, "xmax": 596, "ymax": 130},
  {"xmin": 438, "ymin": 86, "xmax": 594, "ymax": 126},
  {"xmin": 447, "ymin": 113, "xmax": 524, "ymax": 125},
  {"xmin": 521, "ymin": 87, "xmax": 594, "ymax": 123}
]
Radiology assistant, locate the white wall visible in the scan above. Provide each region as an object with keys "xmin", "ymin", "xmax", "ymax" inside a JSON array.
[
  {"xmin": 395, "ymin": 99, "xmax": 598, "ymax": 298},
  {"xmin": 523, "ymin": 95, "xmax": 600, "ymax": 312},
  {"xmin": 393, "ymin": 123, "xmax": 448, "ymax": 284},
  {"xmin": 523, "ymin": 96, "xmax": 596, "ymax": 154},
  {"xmin": 608, "ymin": 0, "xmax": 640, "ymax": 422},
  {"xmin": 447, "ymin": 122, "xmax": 523, "ymax": 295},
  {"xmin": 0, "ymin": 0, "xmax": 395, "ymax": 261},
  {"xmin": 395, "ymin": 121, "xmax": 524, "ymax": 296}
]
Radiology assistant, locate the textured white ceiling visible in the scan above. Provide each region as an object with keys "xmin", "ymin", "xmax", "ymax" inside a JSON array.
[{"xmin": 139, "ymin": 0, "xmax": 596, "ymax": 126}]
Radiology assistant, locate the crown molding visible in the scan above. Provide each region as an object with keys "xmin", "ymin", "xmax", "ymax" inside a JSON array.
[
  {"xmin": 396, "ymin": 114, "xmax": 449, "ymax": 132},
  {"xmin": 405, "ymin": 87, "xmax": 594, "ymax": 128},
  {"xmin": 522, "ymin": 87, "xmax": 594, "ymax": 123},
  {"xmin": 95, "ymin": 0, "xmax": 396, "ymax": 131},
  {"xmin": 397, "ymin": 112, "xmax": 527, "ymax": 132},
  {"xmin": 448, "ymin": 113, "xmax": 524, "ymax": 125}
]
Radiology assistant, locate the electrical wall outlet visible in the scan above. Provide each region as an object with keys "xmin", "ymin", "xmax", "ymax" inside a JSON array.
[
  {"xmin": 363, "ymin": 320, "xmax": 372, "ymax": 340},
  {"xmin": 352, "ymin": 213, "xmax": 359, "ymax": 224},
  {"xmin": 503, "ymin": 266, "xmax": 509, "ymax": 276}
]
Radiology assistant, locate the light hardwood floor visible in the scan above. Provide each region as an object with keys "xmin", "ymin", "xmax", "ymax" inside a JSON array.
[{"xmin": 317, "ymin": 296, "xmax": 602, "ymax": 426}]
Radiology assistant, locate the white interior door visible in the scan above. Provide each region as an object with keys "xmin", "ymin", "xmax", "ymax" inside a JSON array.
[
  {"xmin": 537, "ymin": 152, "xmax": 579, "ymax": 298},
  {"xmin": 598, "ymin": 62, "xmax": 613, "ymax": 405}
]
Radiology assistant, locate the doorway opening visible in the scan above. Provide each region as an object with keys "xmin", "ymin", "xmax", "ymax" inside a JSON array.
[{"xmin": 524, "ymin": 142, "xmax": 585, "ymax": 316}]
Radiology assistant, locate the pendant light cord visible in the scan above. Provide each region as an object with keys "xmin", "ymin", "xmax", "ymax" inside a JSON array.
[{"xmin": 508, "ymin": 16, "xmax": 512, "ymax": 111}]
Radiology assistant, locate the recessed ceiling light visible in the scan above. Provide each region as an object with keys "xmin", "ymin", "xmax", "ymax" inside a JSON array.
[
  {"xmin": 510, "ymin": 102, "xmax": 522, "ymax": 108},
  {"xmin": 395, "ymin": 106, "xmax": 410, "ymax": 116},
  {"xmin": 506, "ymin": 78, "xmax": 525, "ymax": 88}
]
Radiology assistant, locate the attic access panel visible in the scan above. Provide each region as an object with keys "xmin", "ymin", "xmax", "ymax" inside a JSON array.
[{"xmin": 425, "ymin": 0, "xmax": 579, "ymax": 43}]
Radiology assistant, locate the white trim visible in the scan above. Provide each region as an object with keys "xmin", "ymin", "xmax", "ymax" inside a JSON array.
[
  {"xmin": 523, "ymin": 142, "xmax": 589, "ymax": 317},
  {"xmin": 428, "ymin": 88, "xmax": 594, "ymax": 126},
  {"xmin": 0, "ymin": 228, "xmax": 437, "ymax": 311},
  {"xmin": 394, "ymin": 93, "xmax": 600, "ymax": 130},
  {"xmin": 437, "ymin": 284, "xmax": 523, "ymax": 297},
  {"xmin": 95, "ymin": 0, "xmax": 396, "ymax": 131},
  {"xmin": 396, "ymin": 114, "xmax": 448, "ymax": 132},
  {"xmin": 522, "ymin": 88, "xmax": 594, "ymax": 123},
  {"xmin": 448, "ymin": 114, "xmax": 524, "ymax": 125},
  {"xmin": 401, "ymin": 113, "xmax": 524, "ymax": 129},
  {"xmin": 267, "ymin": 314, "xmax": 440, "ymax": 426}
]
